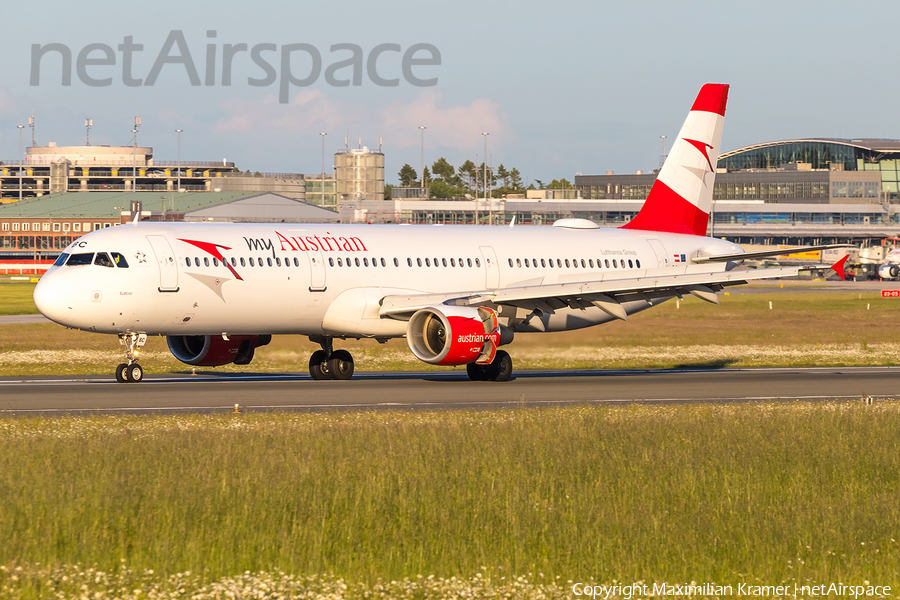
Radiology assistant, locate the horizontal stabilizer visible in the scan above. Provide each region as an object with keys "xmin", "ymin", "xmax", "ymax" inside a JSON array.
[{"xmin": 691, "ymin": 244, "xmax": 852, "ymax": 264}]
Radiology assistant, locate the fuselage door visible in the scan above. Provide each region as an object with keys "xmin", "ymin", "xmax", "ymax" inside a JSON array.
[
  {"xmin": 146, "ymin": 235, "xmax": 180, "ymax": 292},
  {"xmin": 480, "ymin": 246, "xmax": 500, "ymax": 289},
  {"xmin": 308, "ymin": 249, "xmax": 327, "ymax": 292},
  {"xmin": 646, "ymin": 238, "xmax": 670, "ymax": 268}
]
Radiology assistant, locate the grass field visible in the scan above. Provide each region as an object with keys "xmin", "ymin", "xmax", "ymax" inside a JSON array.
[
  {"xmin": 1, "ymin": 284, "xmax": 899, "ymax": 376},
  {"xmin": 0, "ymin": 402, "xmax": 898, "ymax": 597},
  {"xmin": 0, "ymin": 281, "xmax": 39, "ymax": 315}
]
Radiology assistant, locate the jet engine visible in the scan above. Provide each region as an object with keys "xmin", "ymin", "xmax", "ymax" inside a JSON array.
[
  {"xmin": 878, "ymin": 264, "xmax": 899, "ymax": 279},
  {"xmin": 166, "ymin": 334, "xmax": 272, "ymax": 366},
  {"xmin": 407, "ymin": 305, "xmax": 508, "ymax": 366}
]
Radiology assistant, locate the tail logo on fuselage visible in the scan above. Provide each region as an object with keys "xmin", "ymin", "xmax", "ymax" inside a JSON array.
[{"xmin": 178, "ymin": 238, "xmax": 244, "ymax": 281}]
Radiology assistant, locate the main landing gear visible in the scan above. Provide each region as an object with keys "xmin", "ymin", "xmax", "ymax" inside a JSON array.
[
  {"xmin": 466, "ymin": 350, "xmax": 513, "ymax": 382},
  {"xmin": 308, "ymin": 336, "xmax": 355, "ymax": 381},
  {"xmin": 115, "ymin": 333, "xmax": 147, "ymax": 383}
]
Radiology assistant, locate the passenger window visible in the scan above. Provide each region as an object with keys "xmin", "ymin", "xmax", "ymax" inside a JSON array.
[
  {"xmin": 628, "ymin": 259, "xmax": 633, "ymax": 268},
  {"xmin": 516, "ymin": 258, "xmax": 521, "ymax": 268},
  {"xmin": 636, "ymin": 259, "xmax": 641, "ymax": 268},
  {"xmin": 363, "ymin": 257, "xmax": 369, "ymax": 267},
  {"xmin": 548, "ymin": 259, "xmax": 554, "ymax": 268},
  {"xmin": 394, "ymin": 258, "xmax": 399, "ymax": 267},
  {"xmin": 266, "ymin": 258, "xmax": 271, "ymax": 267},
  {"xmin": 194, "ymin": 257, "xmax": 200, "ymax": 267},
  {"xmin": 204, "ymin": 257, "xmax": 209, "ymax": 267},
  {"xmin": 417, "ymin": 258, "xmax": 422, "ymax": 267},
  {"xmin": 231, "ymin": 258, "xmax": 237, "ymax": 266},
  {"xmin": 94, "ymin": 252, "xmax": 115, "ymax": 268},
  {"xmin": 327, "ymin": 258, "xmax": 332, "ymax": 267},
  {"xmin": 240, "ymin": 258, "xmax": 246, "ymax": 267},
  {"xmin": 337, "ymin": 257, "xmax": 343, "ymax": 267},
  {"xmin": 467, "ymin": 258, "xmax": 472, "ymax": 267},
  {"xmin": 381, "ymin": 258, "xmax": 387, "ymax": 267},
  {"xmin": 580, "ymin": 259, "xmax": 585, "ymax": 268},
  {"xmin": 589, "ymin": 259, "xmax": 594, "ymax": 268},
  {"xmin": 565, "ymin": 259, "xmax": 570, "ymax": 268},
  {"xmin": 475, "ymin": 258, "xmax": 481, "ymax": 267},
  {"xmin": 294, "ymin": 258, "xmax": 300, "ymax": 267},
  {"xmin": 276, "ymin": 257, "xmax": 282, "ymax": 267},
  {"xmin": 185, "ymin": 258, "xmax": 191, "ymax": 267},
  {"xmin": 459, "ymin": 257, "xmax": 464, "ymax": 267},
  {"xmin": 605, "ymin": 259, "xmax": 610, "ymax": 268},
  {"xmin": 434, "ymin": 257, "xmax": 439, "ymax": 267},
  {"xmin": 442, "ymin": 258, "xmax": 447, "ymax": 267},
  {"xmin": 66, "ymin": 252, "xmax": 94, "ymax": 266},
  {"xmin": 557, "ymin": 259, "xmax": 562, "ymax": 268},
  {"xmin": 540, "ymin": 259, "xmax": 546, "ymax": 267},
  {"xmin": 111, "ymin": 252, "xmax": 129, "ymax": 268},
  {"xmin": 250, "ymin": 258, "xmax": 255, "ymax": 267},
  {"xmin": 214, "ymin": 258, "xmax": 220, "ymax": 267},
  {"xmin": 524, "ymin": 258, "xmax": 530, "ymax": 267}
]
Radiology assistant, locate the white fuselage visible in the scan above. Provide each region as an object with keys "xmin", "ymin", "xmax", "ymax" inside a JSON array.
[{"xmin": 34, "ymin": 221, "xmax": 742, "ymax": 338}]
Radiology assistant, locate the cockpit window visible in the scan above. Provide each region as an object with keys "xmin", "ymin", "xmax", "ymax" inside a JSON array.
[
  {"xmin": 53, "ymin": 253, "xmax": 69, "ymax": 267},
  {"xmin": 66, "ymin": 252, "xmax": 94, "ymax": 266},
  {"xmin": 111, "ymin": 252, "xmax": 129, "ymax": 268},
  {"xmin": 94, "ymin": 252, "xmax": 115, "ymax": 268}
]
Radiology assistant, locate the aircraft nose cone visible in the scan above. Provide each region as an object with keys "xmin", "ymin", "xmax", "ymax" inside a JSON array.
[{"xmin": 33, "ymin": 273, "xmax": 75, "ymax": 325}]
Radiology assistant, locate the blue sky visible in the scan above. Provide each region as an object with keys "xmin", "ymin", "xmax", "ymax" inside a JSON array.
[{"xmin": 1, "ymin": 0, "xmax": 896, "ymax": 186}]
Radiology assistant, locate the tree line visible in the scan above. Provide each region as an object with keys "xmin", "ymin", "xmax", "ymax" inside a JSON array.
[{"xmin": 390, "ymin": 158, "xmax": 572, "ymax": 199}]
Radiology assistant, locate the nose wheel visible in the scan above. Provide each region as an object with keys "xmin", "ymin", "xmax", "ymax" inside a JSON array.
[
  {"xmin": 116, "ymin": 333, "xmax": 147, "ymax": 383},
  {"xmin": 308, "ymin": 337, "xmax": 355, "ymax": 380}
]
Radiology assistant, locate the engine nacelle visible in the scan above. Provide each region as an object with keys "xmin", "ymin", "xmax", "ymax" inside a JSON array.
[
  {"xmin": 878, "ymin": 264, "xmax": 899, "ymax": 279},
  {"xmin": 407, "ymin": 306, "xmax": 501, "ymax": 366},
  {"xmin": 166, "ymin": 334, "xmax": 272, "ymax": 366}
]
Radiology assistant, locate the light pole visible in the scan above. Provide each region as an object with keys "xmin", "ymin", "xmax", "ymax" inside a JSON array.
[
  {"xmin": 176, "ymin": 129, "xmax": 183, "ymax": 193},
  {"xmin": 320, "ymin": 132, "xmax": 327, "ymax": 206},
  {"xmin": 472, "ymin": 168, "xmax": 478, "ymax": 225},
  {"xmin": 482, "ymin": 133, "xmax": 489, "ymax": 225},
  {"xmin": 17, "ymin": 125, "xmax": 24, "ymax": 202},
  {"xmin": 132, "ymin": 116, "xmax": 141, "ymax": 192},
  {"xmin": 419, "ymin": 126, "xmax": 426, "ymax": 195},
  {"xmin": 659, "ymin": 135, "xmax": 667, "ymax": 168}
]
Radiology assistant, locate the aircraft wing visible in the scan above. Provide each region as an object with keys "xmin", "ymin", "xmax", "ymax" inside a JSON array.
[{"xmin": 380, "ymin": 264, "xmax": 818, "ymax": 321}]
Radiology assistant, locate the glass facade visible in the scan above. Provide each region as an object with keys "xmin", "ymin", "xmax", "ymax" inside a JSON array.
[
  {"xmin": 718, "ymin": 141, "xmax": 864, "ymax": 171},
  {"xmin": 719, "ymin": 140, "xmax": 900, "ymax": 200},
  {"xmin": 335, "ymin": 149, "xmax": 385, "ymax": 202}
]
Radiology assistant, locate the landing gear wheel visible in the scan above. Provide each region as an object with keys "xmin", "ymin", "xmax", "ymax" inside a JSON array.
[
  {"xmin": 125, "ymin": 363, "xmax": 143, "ymax": 383},
  {"xmin": 488, "ymin": 350, "xmax": 513, "ymax": 382},
  {"xmin": 115, "ymin": 363, "xmax": 128, "ymax": 383},
  {"xmin": 309, "ymin": 350, "xmax": 332, "ymax": 380},
  {"xmin": 467, "ymin": 362, "xmax": 491, "ymax": 381},
  {"xmin": 328, "ymin": 349, "xmax": 355, "ymax": 380}
]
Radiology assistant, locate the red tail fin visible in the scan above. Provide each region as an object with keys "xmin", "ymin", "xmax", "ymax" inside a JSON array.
[{"xmin": 622, "ymin": 83, "xmax": 729, "ymax": 236}]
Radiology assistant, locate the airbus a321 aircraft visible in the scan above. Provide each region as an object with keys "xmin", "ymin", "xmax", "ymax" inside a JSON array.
[{"xmin": 33, "ymin": 83, "xmax": 847, "ymax": 383}]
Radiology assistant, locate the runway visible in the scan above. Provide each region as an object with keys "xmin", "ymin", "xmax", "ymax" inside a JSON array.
[{"xmin": 0, "ymin": 366, "xmax": 897, "ymax": 414}]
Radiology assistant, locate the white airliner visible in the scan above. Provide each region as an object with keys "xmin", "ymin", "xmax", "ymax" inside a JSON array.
[{"xmin": 33, "ymin": 84, "xmax": 846, "ymax": 383}]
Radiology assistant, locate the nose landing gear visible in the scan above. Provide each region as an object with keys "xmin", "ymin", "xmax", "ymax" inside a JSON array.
[
  {"xmin": 116, "ymin": 333, "xmax": 147, "ymax": 383},
  {"xmin": 308, "ymin": 336, "xmax": 355, "ymax": 380}
]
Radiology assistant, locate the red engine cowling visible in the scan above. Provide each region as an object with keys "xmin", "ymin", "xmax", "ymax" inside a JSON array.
[
  {"xmin": 166, "ymin": 334, "xmax": 272, "ymax": 366},
  {"xmin": 407, "ymin": 306, "xmax": 500, "ymax": 366}
]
